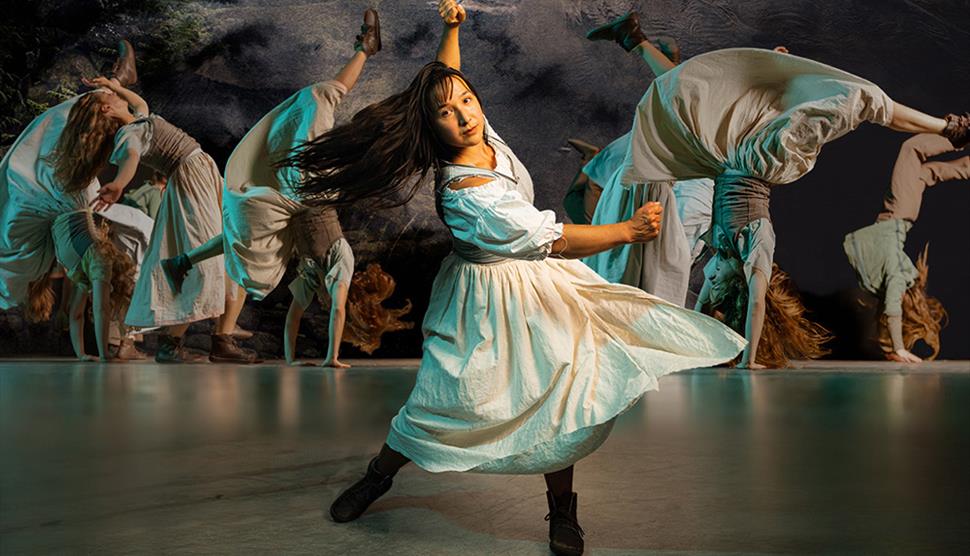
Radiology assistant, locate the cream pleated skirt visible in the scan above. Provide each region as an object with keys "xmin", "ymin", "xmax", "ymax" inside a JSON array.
[
  {"xmin": 126, "ymin": 152, "xmax": 226, "ymax": 327},
  {"xmin": 387, "ymin": 255, "xmax": 745, "ymax": 474}
]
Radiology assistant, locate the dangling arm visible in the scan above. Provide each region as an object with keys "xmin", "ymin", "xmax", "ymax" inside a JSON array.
[{"xmin": 695, "ymin": 278, "xmax": 713, "ymax": 313}]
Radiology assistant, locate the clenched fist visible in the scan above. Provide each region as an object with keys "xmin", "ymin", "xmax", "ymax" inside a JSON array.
[
  {"xmin": 438, "ymin": 0, "xmax": 466, "ymax": 26},
  {"xmin": 627, "ymin": 201, "xmax": 662, "ymax": 242}
]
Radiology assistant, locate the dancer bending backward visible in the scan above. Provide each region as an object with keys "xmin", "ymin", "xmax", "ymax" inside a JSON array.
[
  {"xmin": 66, "ymin": 72, "xmax": 257, "ymax": 363},
  {"xmin": 301, "ymin": 4, "xmax": 744, "ymax": 556},
  {"xmin": 161, "ymin": 10, "xmax": 383, "ymax": 367},
  {"xmin": 844, "ymin": 134, "xmax": 967, "ymax": 362},
  {"xmin": 565, "ymin": 135, "xmax": 714, "ymax": 307},
  {"xmin": 566, "ymin": 23, "xmax": 714, "ymax": 306},
  {"xmin": 50, "ymin": 209, "xmax": 136, "ymax": 361},
  {"xmin": 593, "ymin": 13, "xmax": 970, "ymax": 369},
  {"xmin": 0, "ymin": 41, "xmax": 152, "ymax": 359}
]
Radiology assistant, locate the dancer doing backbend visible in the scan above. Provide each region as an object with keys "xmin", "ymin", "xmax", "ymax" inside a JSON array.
[
  {"xmin": 843, "ymin": 134, "xmax": 966, "ymax": 361},
  {"xmin": 0, "ymin": 41, "xmax": 153, "ymax": 360},
  {"xmin": 564, "ymin": 24, "xmax": 715, "ymax": 306},
  {"xmin": 589, "ymin": 13, "xmax": 969, "ymax": 369},
  {"xmin": 299, "ymin": 3, "xmax": 745, "ymax": 555},
  {"xmin": 60, "ymin": 62, "xmax": 258, "ymax": 363},
  {"xmin": 160, "ymin": 9, "xmax": 386, "ymax": 367},
  {"xmin": 50, "ymin": 209, "xmax": 136, "ymax": 361}
]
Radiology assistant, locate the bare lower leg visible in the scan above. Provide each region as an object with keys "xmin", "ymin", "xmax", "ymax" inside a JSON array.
[
  {"xmin": 544, "ymin": 465, "xmax": 575, "ymax": 497},
  {"xmin": 167, "ymin": 323, "xmax": 190, "ymax": 338},
  {"xmin": 91, "ymin": 280, "xmax": 111, "ymax": 360},
  {"xmin": 333, "ymin": 51, "xmax": 368, "ymax": 91},
  {"xmin": 889, "ymin": 102, "xmax": 947, "ymax": 134},
  {"xmin": 186, "ymin": 234, "xmax": 225, "ymax": 266},
  {"xmin": 214, "ymin": 280, "xmax": 246, "ymax": 335},
  {"xmin": 373, "ymin": 443, "xmax": 410, "ymax": 476},
  {"xmin": 632, "ymin": 40, "xmax": 676, "ymax": 76}
]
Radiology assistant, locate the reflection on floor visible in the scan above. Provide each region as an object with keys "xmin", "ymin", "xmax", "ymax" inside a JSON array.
[{"xmin": 2, "ymin": 359, "xmax": 969, "ymax": 554}]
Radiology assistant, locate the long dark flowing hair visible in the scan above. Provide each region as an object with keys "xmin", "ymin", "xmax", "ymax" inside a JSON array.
[{"xmin": 281, "ymin": 62, "xmax": 483, "ymax": 208}]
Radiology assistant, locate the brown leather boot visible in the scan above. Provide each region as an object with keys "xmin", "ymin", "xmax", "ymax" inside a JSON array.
[
  {"xmin": 111, "ymin": 39, "xmax": 138, "ymax": 87},
  {"xmin": 155, "ymin": 334, "xmax": 205, "ymax": 364},
  {"xmin": 566, "ymin": 138, "xmax": 601, "ymax": 163},
  {"xmin": 209, "ymin": 334, "xmax": 262, "ymax": 364},
  {"xmin": 943, "ymin": 113, "xmax": 970, "ymax": 149},
  {"xmin": 586, "ymin": 12, "xmax": 649, "ymax": 52},
  {"xmin": 354, "ymin": 9, "xmax": 381, "ymax": 56},
  {"xmin": 230, "ymin": 325, "xmax": 253, "ymax": 340},
  {"xmin": 116, "ymin": 337, "xmax": 148, "ymax": 360},
  {"xmin": 546, "ymin": 491, "xmax": 585, "ymax": 556}
]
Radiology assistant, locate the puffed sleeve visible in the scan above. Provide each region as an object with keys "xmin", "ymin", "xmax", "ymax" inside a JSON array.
[
  {"xmin": 441, "ymin": 181, "xmax": 564, "ymax": 260},
  {"xmin": 109, "ymin": 121, "xmax": 151, "ymax": 166}
]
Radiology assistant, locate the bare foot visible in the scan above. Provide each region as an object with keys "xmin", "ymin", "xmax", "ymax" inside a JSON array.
[
  {"xmin": 78, "ymin": 354, "xmax": 97, "ymax": 362},
  {"xmin": 322, "ymin": 359, "xmax": 351, "ymax": 369},
  {"xmin": 739, "ymin": 360, "xmax": 767, "ymax": 370}
]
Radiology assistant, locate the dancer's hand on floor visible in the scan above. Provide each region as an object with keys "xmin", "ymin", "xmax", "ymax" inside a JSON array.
[
  {"xmin": 91, "ymin": 181, "xmax": 125, "ymax": 211},
  {"xmin": 889, "ymin": 348, "xmax": 922, "ymax": 363},
  {"xmin": 628, "ymin": 201, "xmax": 663, "ymax": 242},
  {"xmin": 738, "ymin": 359, "xmax": 767, "ymax": 370},
  {"xmin": 438, "ymin": 0, "xmax": 466, "ymax": 26},
  {"xmin": 286, "ymin": 360, "xmax": 317, "ymax": 367},
  {"xmin": 322, "ymin": 358, "xmax": 352, "ymax": 369}
]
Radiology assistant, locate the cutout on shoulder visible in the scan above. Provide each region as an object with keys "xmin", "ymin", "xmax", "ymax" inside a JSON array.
[{"xmin": 448, "ymin": 176, "xmax": 494, "ymax": 191}]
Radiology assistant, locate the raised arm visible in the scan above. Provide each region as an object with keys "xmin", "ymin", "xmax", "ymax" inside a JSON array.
[
  {"xmin": 83, "ymin": 76, "xmax": 149, "ymax": 115},
  {"xmin": 436, "ymin": 0, "xmax": 466, "ymax": 69}
]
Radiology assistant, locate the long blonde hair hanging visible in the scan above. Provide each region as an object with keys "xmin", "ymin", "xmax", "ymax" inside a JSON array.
[{"xmin": 52, "ymin": 93, "xmax": 120, "ymax": 193}]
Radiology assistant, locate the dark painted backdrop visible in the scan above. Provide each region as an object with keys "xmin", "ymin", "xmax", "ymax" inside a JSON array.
[{"xmin": 2, "ymin": 0, "xmax": 968, "ymax": 359}]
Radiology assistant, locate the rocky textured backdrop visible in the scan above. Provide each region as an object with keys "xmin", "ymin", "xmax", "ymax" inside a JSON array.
[{"xmin": 2, "ymin": 0, "xmax": 969, "ymax": 359}]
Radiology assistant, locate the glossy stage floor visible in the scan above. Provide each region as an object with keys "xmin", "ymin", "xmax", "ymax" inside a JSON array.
[{"xmin": 2, "ymin": 359, "xmax": 969, "ymax": 555}]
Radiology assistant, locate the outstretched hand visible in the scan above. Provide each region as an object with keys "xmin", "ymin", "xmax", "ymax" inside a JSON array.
[
  {"xmin": 90, "ymin": 181, "xmax": 125, "ymax": 211},
  {"xmin": 628, "ymin": 201, "xmax": 663, "ymax": 242},
  {"xmin": 438, "ymin": 0, "xmax": 466, "ymax": 27}
]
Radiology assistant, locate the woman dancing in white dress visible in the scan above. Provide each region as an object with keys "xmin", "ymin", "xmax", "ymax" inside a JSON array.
[{"xmin": 290, "ymin": 4, "xmax": 745, "ymax": 555}]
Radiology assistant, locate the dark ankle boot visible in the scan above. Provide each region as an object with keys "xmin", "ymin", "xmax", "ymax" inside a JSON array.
[
  {"xmin": 209, "ymin": 334, "xmax": 261, "ymax": 364},
  {"xmin": 111, "ymin": 39, "xmax": 138, "ymax": 87},
  {"xmin": 943, "ymin": 112, "xmax": 970, "ymax": 149},
  {"xmin": 354, "ymin": 9, "xmax": 381, "ymax": 56},
  {"xmin": 330, "ymin": 457, "xmax": 394, "ymax": 523},
  {"xmin": 546, "ymin": 491, "xmax": 585, "ymax": 556},
  {"xmin": 586, "ymin": 12, "xmax": 649, "ymax": 52},
  {"xmin": 161, "ymin": 254, "xmax": 192, "ymax": 294},
  {"xmin": 155, "ymin": 334, "xmax": 204, "ymax": 364}
]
